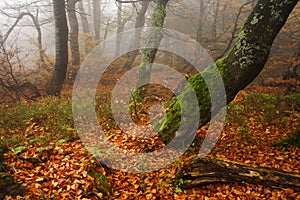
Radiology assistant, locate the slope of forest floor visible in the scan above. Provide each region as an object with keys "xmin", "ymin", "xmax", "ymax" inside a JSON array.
[{"xmin": 0, "ymin": 75, "xmax": 299, "ymax": 199}]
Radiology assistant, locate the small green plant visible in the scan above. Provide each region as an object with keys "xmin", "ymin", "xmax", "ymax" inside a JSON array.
[
  {"xmin": 272, "ymin": 130, "xmax": 300, "ymax": 148},
  {"xmin": 233, "ymin": 104, "xmax": 244, "ymax": 111},
  {"xmin": 175, "ymin": 187, "xmax": 183, "ymax": 193},
  {"xmin": 88, "ymin": 171, "xmax": 111, "ymax": 194},
  {"xmin": 11, "ymin": 146, "xmax": 27, "ymax": 155}
]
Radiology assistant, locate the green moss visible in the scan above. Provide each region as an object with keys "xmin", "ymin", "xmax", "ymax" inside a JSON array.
[
  {"xmin": 158, "ymin": 69, "xmax": 213, "ymax": 143},
  {"xmin": 152, "ymin": 4, "xmax": 166, "ymax": 27}
]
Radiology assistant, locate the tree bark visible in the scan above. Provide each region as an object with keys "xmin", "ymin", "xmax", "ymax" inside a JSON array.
[
  {"xmin": 78, "ymin": 0, "xmax": 94, "ymax": 54},
  {"xmin": 46, "ymin": 0, "xmax": 69, "ymax": 95},
  {"xmin": 92, "ymin": 0, "xmax": 101, "ymax": 43},
  {"xmin": 133, "ymin": 0, "xmax": 169, "ymax": 103},
  {"xmin": 211, "ymin": 0, "xmax": 220, "ymax": 42},
  {"xmin": 157, "ymin": 0, "xmax": 299, "ymax": 143},
  {"xmin": 67, "ymin": 0, "xmax": 80, "ymax": 65},
  {"xmin": 122, "ymin": 1, "xmax": 150, "ymax": 70},
  {"xmin": 181, "ymin": 158, "xmax": 300, "ymax": 191},
  {"xmin": 196, "ymin": 0, "xmax": 204, "ymax": 43}
]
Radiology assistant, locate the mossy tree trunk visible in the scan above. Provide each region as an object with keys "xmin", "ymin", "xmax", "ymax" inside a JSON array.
[
  {"xmin": 133, "ymin": 0, "xmax": 169, "ymax": 105},
  {"xmin": 46, "ymin": 0, "xmax": 68, "ymax": 95},
  {"xmin": 158, "ymin": 0, "xmax": 298, "ymax": 143}
]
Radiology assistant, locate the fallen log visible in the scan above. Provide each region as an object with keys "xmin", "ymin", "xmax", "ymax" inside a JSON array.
[{"xmin": 181, "ymin": 158, "xmax": 300, "ymax": 191}]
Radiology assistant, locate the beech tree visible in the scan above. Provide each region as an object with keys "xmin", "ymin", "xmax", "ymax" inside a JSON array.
[
  {"xmin": 157, "ymin": 0, "xmax": 299, "ymax": 144},
  {"xmin": 145, "ymin": 0, "xmax": 299, "ymax": 190},
  {"xmin": 46, "ymin": 0, "xmax": 68, "ymax": 95},
  {"xmin": 78, "ymin": 0, "xmax": 93, "ymax": 54},
  {"xmin": 122, "ymin": 1, "xmax": 150, "ymax": 70},
  {"xmin": 67, "ymin": 0, "xmax": 80, "ymax": 65},
  {"xmin": 92, "ymin": 0, "xmax": 101, "ymax": 43}
]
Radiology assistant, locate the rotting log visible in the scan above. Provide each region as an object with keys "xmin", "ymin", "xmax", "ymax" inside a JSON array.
[{"xmin": 181, "ymin": 158, "xmax": 300, "ymax": 191}]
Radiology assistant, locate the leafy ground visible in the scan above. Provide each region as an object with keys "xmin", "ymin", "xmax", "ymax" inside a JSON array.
[{"xmin": 0, "ymin": 74, "xmax": 299, "ymax": 199}]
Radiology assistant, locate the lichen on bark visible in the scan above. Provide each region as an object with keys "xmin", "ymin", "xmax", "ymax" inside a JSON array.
[{"xmin": 157, "ymin": 0, "xmax": 298, "ymax": 144}]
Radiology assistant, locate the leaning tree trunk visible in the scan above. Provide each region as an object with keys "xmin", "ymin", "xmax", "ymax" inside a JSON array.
[
  {"xmin": 46, "ymin": 0, "xmax": 68, "ymax": 95},
  {"xmin": 181, "ymin": 158, "xmax": 300, "ymax": 191},
  {"xmin": 157, "ymin": 0, "xmax": 299, "ymax": 143},
  {"xmin": 67, "ymin": 0, "xmax": 80, "ymax": 66}
]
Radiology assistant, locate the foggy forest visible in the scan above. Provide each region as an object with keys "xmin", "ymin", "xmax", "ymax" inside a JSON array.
[{"xmin": 0, "ymin": 0, "xmax": 299, "ymax": 199}]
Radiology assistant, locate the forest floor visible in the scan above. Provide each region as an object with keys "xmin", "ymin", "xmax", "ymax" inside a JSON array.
[{"xmin": 0, "ymin": 71, "xmax": 299, "ymax": 199}]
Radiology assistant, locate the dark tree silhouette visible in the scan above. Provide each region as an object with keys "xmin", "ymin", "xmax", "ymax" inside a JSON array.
[{"xmin": 46, "ymin": 0, "xmax": 69, "ymax": 95}]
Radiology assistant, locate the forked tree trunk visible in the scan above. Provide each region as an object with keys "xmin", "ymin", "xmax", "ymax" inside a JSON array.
[
  {"xmin": 46, "ymin": 0, "xmax": 68, "ymax": 95},
  {"xmin": 181, "ymin": 158, "xmax": 300, "ymax": 191}
]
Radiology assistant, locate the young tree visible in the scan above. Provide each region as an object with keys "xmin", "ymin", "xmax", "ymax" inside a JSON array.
[
  {"xmin": 115, "ymin": 2, "xmax": 134, "ymax": 56},
  {"xmin": 0, "ymin": 9, "xmax": 45, "ymax": 66},
  {"xmin": 46, "ymin": 0, "xmax": 68, "ymax": 95}
]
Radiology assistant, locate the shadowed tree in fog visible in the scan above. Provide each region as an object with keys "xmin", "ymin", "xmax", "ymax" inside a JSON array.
[{"xmin": 46, "ymin": 0, "xmax": 68, "ymax": 95}]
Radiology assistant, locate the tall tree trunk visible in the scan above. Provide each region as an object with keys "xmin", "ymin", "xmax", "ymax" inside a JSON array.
[
  {"xmin": 29, "ymin": 11, "xmax": 44, "ymax": 66},
  {"xmin": 157, "ymin": 0, "xmax": 298, "ymax": 143},
  {"xmin": 67, "ymin": 0, "xmax": 80, "ymax": 65},
  {"xmin": 46, "ymin": 0, "xmax": 68, "ymax": 95},
  {"xmin": 211, "ymin": 0, "xmax": 220, "ymax": 42},
  {"xmin": 122, "ymin": 1, "xmax": 150, "ymax": 70},
  {"xmin": 196, "ymin": 0, "xmax": 204, "ymax": 43},
  {"xmin": 78, "ymin": 0, "xmax": 93, "ymax": 54},
  {"xmin": 115, "ymin": 2, "xmax": 123, "ymax": 56},
  {"xmin": 92, "ymin": 0, "xmax": 101, "ymax": 43},
  {"xmin": 133, "ymin": 0, "xmax": 169, "ymax": 104}
]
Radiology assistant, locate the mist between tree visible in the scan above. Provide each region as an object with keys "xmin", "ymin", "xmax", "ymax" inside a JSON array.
[{"xmin": 0, "ymin": 0, "xmax": 299, "ymax": 199}]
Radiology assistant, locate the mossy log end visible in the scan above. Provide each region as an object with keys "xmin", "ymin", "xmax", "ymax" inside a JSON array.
[{"xmin": 181, "ymin": 158, "xmax": 300, "ymax": 191}]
